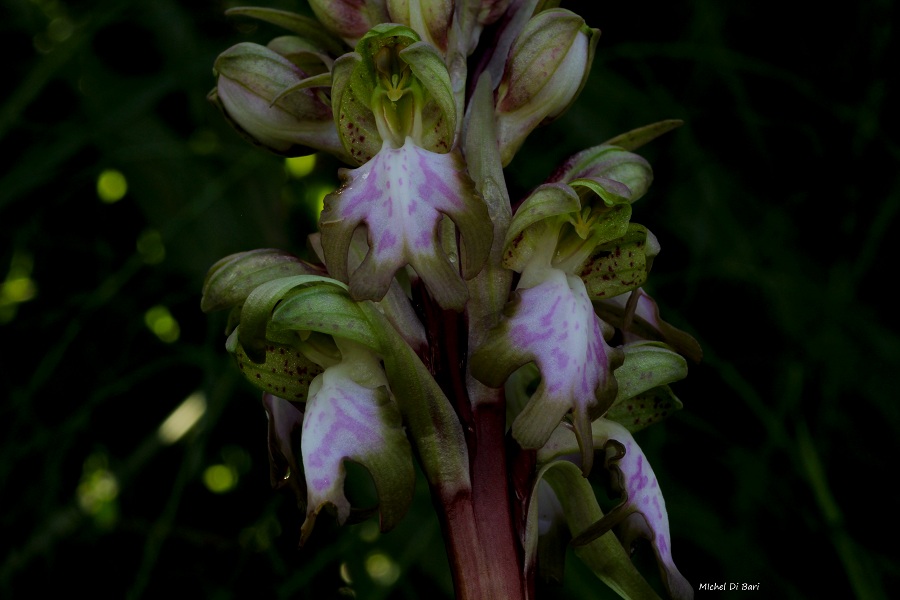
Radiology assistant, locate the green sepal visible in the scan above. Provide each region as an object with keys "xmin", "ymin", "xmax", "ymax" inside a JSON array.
[
  {"xmin": 238, "ymin": 274, "xmax": 348, "ymax": 363},
  {"xmin": 224, "ymin": 7, "xmax": 345, "ymax": 56},
  {"xmin": 503, "ymin": 182, "xmax": 580, "ymax": 272},
  {"xmin": 270, "ymin": 284, "xmax": 382, "ymax": 351},
  {"xmin": 605, "ymin": 342, "xmax": 687, "ymax": 432},
  {"xmin": 602, "ymin": 120, "xmax": 683, "ymax": 152},
  {"xmin": 552, "ymin": 202, "xmax": 633, "ymax": 275},
  {"xmin": 225, "ymin": 329, "xmax": 323, "ymax": 401},
  {"xmin": 331, "ymin": 51, "xmax": 383, "ymax": 164},
  {"xmin": 266, "ymin": 35, "xmax": 334, "ymax": 75},
  {"xmin": 503, "ymin": 179, "xmax": 635, "ymax": 275},
  {"xmin": 524, "ymin": 460, "xmax": 661, "ymax": 600},
  {"xmin": 548, "ymin": 145, "xmax": 653, "ymax": 204},
  {"xmin": 606, "ymin": 385, "xmax": 684, "ymax": 434},
  {"xmin": 398, "ymin": 40, "xmax": 456, "ymax": 151},
  {"xmin": 355, "ymin": 25, "xmax": 424, "ymax": 150},
  {"xmin": 200, "ymin": 249, "xmax": 324, "ymax": 314},
  {"xmin": 612, "ymin": 342, "xmax": 688, "ymax": 405},
  {"xmin": 332, "ymin": 25, "xmax": 457, "ymax": 161},
  {"xmin": 356, "ymin": 23, "xmax": 423, "ymax": 72},
  {"xmin": 569, "ymin": 177, "xmax": 634, "ymax": 207},
  {"xmin": 579, "ymin": 224, "xmax": 659, "ymax": 300}
]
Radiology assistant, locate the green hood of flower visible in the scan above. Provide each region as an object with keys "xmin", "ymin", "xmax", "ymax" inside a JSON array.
[{"xmin": 331, "ymin": 24, "xmax": 457, "ymax": 163}]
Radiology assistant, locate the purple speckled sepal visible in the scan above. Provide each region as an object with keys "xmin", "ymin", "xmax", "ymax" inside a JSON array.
[{"xmin": 320, "ymin": 138, "xmax": 491, "ymax": 310}]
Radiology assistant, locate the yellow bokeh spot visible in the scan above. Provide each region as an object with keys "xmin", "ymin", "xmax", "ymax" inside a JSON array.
[
  {"xmin": 136, "ymin": 229, "xmax": 165, "ymax": 264},
  {"xmin": 157, "ymin": 391, "xmax": 207, "ymax": 445},
  {"xmin": 285, "ymin": 154, "xmax": 316, "ymax": 179},
  {"xmin": 144, "ymin": 305, "xmax": 180, "ymax": 343},
  {"xmin": 0, "ymin": 252, "xmax": 37, "ymax": 324},
  {"xmin": 77, "ymin": 451, "xmax": 120, "ymax": 527},
  {"xmin": 203, "ymin": 464, "xmax": 238, "ymax": 493},
  {"xmin": 358, "ymin": 520, "xmax": 380, "ymax": 543},
  {"xmin": 365, "ymin": 552, "xmax": 400, "ymax": 586},
  {"xmin": 97, "ymin": 169, "xmax": 128, "ymax": 203},
  {"xmin": 339, "ymin": 562, "xmax": 353, "ymax": 584},
  {"xmin": 2, "ymin": 277, "xmax": 36, "ymax": 303}
]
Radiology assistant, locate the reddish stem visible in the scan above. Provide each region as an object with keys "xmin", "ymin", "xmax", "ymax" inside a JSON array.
[
  {"xmin": 413, "ymin": 280, "xmax": 528, "ymax": 598},
  {"xmin": 470, "ymin": 400, "xmax": 525, "ymax": 599}
]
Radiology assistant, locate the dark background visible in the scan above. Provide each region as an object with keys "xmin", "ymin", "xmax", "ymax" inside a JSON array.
[{"xmin": 2, "ymin": 0, "xmax": 897, "ymax": 598}]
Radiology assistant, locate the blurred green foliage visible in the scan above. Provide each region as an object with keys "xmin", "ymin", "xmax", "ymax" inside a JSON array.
[{"xmin": 1, "ymin": 0, "xmax": 897, "ymax": 598}]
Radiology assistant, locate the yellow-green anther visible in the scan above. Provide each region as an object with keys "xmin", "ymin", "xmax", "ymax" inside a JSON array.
[
  {"xmin": 567, "ymin": 206, "xmax": 597, "ymax": 240},
  {"xmin": 375, "ymin": 45, "xmax": 413, "ymax": 102}
]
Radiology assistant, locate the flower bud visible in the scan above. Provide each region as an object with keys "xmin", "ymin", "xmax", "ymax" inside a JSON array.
[
  {"xmin": 495, "ymin": 9, "xmax": 598, "ymax": 165},
  {"xmin": 308, "ymin": 0, "xmax": 391, "ymax": 46},
  {"xmin": 210, "ymin": 42, "xmax": 348, "ymax": 160},
  {"xmin": 477, "ymin": 0, "xmax": 513, "ymax": 27},
  {"xmin": 387, "ymin": 0, "xmax": 454, "ymax": 53}
]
